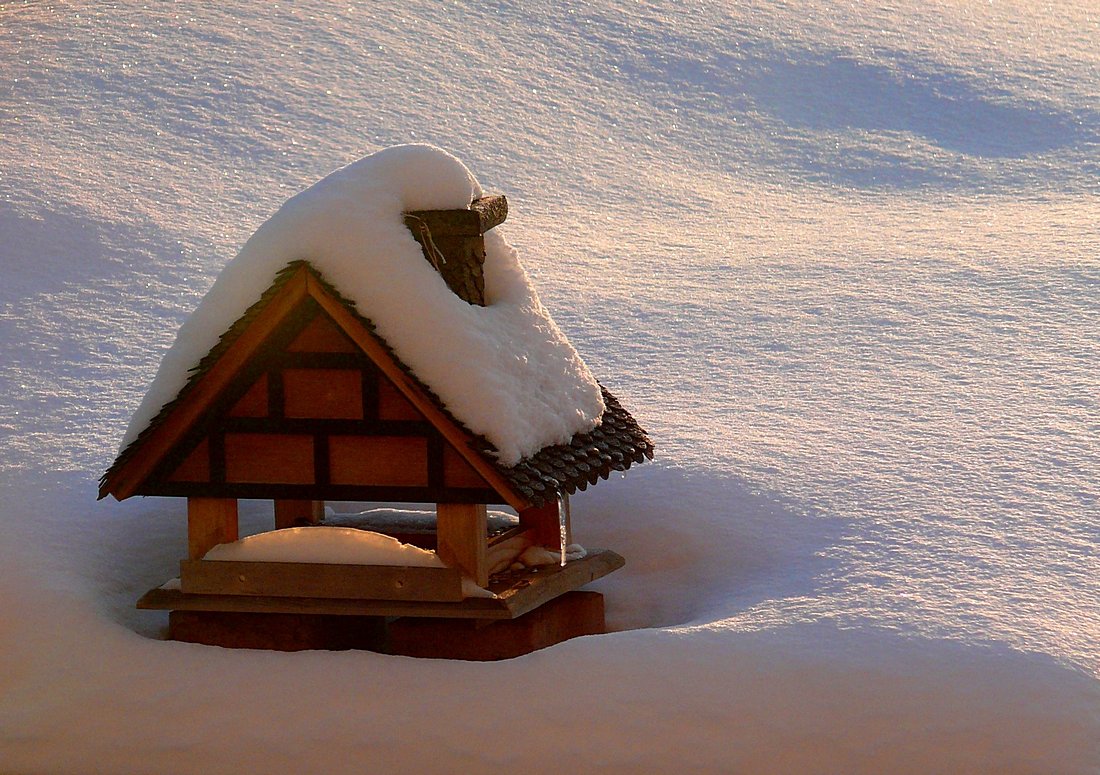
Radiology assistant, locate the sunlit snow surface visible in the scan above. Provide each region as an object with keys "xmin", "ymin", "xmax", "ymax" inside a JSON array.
[{"xmin": 1, "ymin": 1, "xmax": 1098, "ymax": 772}]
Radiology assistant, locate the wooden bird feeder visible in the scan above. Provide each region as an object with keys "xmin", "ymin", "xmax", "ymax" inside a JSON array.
[{"xmin": 101, "ymin": 195, "xmax": 653, "ymax": 658}]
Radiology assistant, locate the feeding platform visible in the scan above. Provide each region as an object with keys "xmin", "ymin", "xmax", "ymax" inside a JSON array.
[
  {"xmin": 139, "ymin": 550, "xmax": 624, "ymax": 620},
  {"xmin": 101, "ymin": 147, "xmax": 651, "ymax": 658}
]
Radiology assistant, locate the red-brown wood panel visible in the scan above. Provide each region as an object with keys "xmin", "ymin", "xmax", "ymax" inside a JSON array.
[
  {"xmin": 283, "ymin": 368, "xmax": 363, "ymax": 419},
  {"xmin": 443, "ymin": 443, "xmax": 490, "ymax": 489},
  {"xmin": 168, "ymin": 438, "xmax": 211, "ymax": 482},
  {"xmin": 224, "ymin": 433, "xmax": 315, "ymax": 484},
  {"xmin": 286, "ymin": 312, "xmax": 358, "ymax": 353},
  {"xmin": 377, "ymin": 378, "xmax": 424, "ymax": 421},
  {"xmin": 227, "ymin": 374, "xmax": 269, "ymax": 418},
  {"xmin": 329, "ymin": 435, "xmax": 428, "ymax": 486}
]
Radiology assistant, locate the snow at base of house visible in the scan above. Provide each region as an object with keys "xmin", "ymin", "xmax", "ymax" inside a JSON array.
[{"xmin": 119, "ymin": 145, "xmax": 605, "ymax": 465}]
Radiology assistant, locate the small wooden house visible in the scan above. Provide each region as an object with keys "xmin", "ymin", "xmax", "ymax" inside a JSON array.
[{"xmin": 101, "ymin": 193, "xmax": 652, "ymax": 657}]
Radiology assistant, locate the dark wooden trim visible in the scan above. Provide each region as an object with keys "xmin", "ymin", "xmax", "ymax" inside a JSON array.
[
  {"xmin": 137, "ymin": 481, "xmax": 505, "ymax": 504},
  {"xmin": 103, "ymin": 267, "xmax": 314, "ymax": 499},
  {"xmin": 141, "ymin": 298, "xmax": 327, "ymax": 488},
  {"xmin": 306, "ymin": 276, "xmax": 531, "ymax": 512},
  {"xmin": 209, "ymin": 432, "xmax": 226, "ymax": 484},
  {"xmin": 274, "ymin": 352, "xmax": 373, "ymax": 369},
  {"xmin": 427, "ymin": 431, "xmax": 444, "ymax": 490},
  {"xmin": 313, "ymin": 434, "xmax": 330, "ymax": 487},
  {"xmin": 267, "ymin": 368, "xmax": 284, "ymax": 419},
  {"xmin": 218, "ymin": 417, "xmax": 434, "ymax": 436},
  {"xmin": 361, "ymin": 366, "xmax": 378, "ymax": 421}
]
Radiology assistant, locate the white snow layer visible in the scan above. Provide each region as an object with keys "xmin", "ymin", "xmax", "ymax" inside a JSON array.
[
  {"xmin": 204, "ymin": 526, "xmax": 495, "ymax": 598},
  {"xmin": 203, "ymin": 526, "xmax": 444, "ymax": 566},
  {"xmin": 119, "ymin": 145, "xmax": 604, "ymax": 465}
]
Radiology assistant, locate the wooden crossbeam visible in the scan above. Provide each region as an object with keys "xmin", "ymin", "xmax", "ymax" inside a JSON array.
[{"xmin": 179, "ymin": 559, "xmax": 464, "ymax": 602}]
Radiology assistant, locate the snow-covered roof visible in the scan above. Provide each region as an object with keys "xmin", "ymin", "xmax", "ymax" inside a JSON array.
[
  {"xmin": 104, "ymin": 145, "xmax": 652, "ymax": 504},
  {"xmin": 121, "ymin": 145, "xmax": 605, "ymax": 466}
]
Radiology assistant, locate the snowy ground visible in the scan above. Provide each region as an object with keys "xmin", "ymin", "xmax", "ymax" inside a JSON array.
[{"xmin": 2, "ymin": 1, "xmax": 1098, "ymax": 772}]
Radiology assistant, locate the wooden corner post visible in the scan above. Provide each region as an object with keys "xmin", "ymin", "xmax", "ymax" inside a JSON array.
[
  {"xmin": 187, "ymin": 497, "xmax": 239, "ymax": 559},
  {"xmin": 436, "ymin": 503, "xmax": 488, "ymax": 587}
]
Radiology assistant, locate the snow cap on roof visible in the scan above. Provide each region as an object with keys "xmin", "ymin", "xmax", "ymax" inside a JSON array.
[{"xmin": 121, "ymin": 144, "xmax": 605, "ymax": 465}]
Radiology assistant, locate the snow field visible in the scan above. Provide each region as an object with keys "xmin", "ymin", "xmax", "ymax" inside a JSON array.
[{"xmin": 1, "ymin": 0, "xmax": 1098, "ymax": 772}]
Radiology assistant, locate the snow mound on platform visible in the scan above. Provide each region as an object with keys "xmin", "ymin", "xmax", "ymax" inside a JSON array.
[{"xmin": 203, "ymin": 526, "xmax": 443, "ymax": 567}]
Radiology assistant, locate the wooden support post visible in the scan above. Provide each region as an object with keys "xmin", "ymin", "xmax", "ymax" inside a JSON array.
[
  {"xmin": 274, "ymin": 499, "xmax": 325, "ymax": 529},
  {"xmin": 436, "ymin": 503, "xmax": 488, "ymax": 587},
  {"xmin": 187, "ymin": 497, "xmax": 239, "ymax": 560},
  {"xmin": 519, "ymin": 494, "xmax": 570, "ymax": 548}
]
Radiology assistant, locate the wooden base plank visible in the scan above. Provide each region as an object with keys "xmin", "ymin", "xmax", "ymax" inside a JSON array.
[
  {"xmin": 387, "ymin": 591, "xmax": 605, "ymax": 660},
  {"xmin": 170, "ymin": 610, "xmax": 387, "ymax": 652},
  {"xmin": 140, "ymin": 549, "xmax": 624, "ymax": 620},
  {"xmin": 180, "ymin": 559, "xmax": 464, "ymax": 601},
  {"xmin": 165, "ymin": 591, "xmax": 603, "ymax": 658}
]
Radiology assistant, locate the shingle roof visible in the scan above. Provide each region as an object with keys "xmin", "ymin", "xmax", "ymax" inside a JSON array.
[{"xmin": 102, "ymin": 260, "xmax": 652, "ymax": 507}]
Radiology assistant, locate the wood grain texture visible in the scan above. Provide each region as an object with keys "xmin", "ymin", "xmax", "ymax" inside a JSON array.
[
  {"xmin": 282, "ymin": 368, "xmax": 363, "ymax": 420},
  {"xmin": 377, "ymin": 377, "xmax": 423, "ymax": 421},
  {"xmin": 168, "ymin": 438, "xmax": 210, "ymax": 483},
  {"xmin": 224, "ymin": 433, "xmax": 315, "ymax": 484},
  {"xmin": 179, "ymin": 559, "xmax": 464, "ymax": 602},
  {"xmin": 443, "ymin": 443, "xmax": 490, "ymax": 489},
  {"xmin": 519, "ymin": 498, "xmax": 570, "ymax": 548},
  {"xmin": 328, "ymin": 435, "xmax": 428, "ymax": 487},
  {"xmin": 286, "ymin": 312, "xmax": 358, "ymax": 353},
  {"xmin": 187, "ymin": 497, "xmax": 239, "ymax": 560},
  {"xmin": 436, "ymin": 502, "xmax": 489, "ymax": 587}
]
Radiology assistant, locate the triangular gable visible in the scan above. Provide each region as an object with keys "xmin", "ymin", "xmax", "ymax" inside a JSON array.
[{"xmin": 100, "ymin": 262, "xmax": 531, "ymax": 510}]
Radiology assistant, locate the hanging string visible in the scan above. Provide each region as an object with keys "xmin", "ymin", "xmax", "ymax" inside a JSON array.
[{"xmin": 405, "ymin": 215, "xmax": 448, "ymax": 272}]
